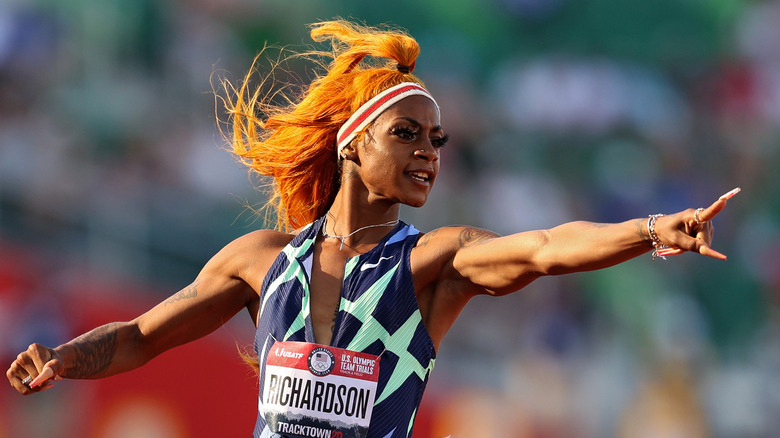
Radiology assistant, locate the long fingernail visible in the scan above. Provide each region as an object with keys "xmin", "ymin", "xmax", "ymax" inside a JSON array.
[
  {"xmin": 29, "ymin": 368, "xmax": 54, "ymax": 388},
  {"xmin": 710, "ymin": 249, "xmax": 727, "ymax": 260},
  {"xmin": 720, "ymin": 187, "xmax": 741, "ymax": 200},
  {"xmin": 655, "ymin": 247, "xmax": 679, "ymax": 256}
]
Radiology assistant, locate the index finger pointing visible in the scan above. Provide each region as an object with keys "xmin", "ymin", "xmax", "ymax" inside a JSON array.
[
  {"xmin": 697, "ymin": 187, "xmax": 741, "ymax": 223},
  {"xmin": 719, "ymin": 187, "xmax": 742, "ymax": 201}
]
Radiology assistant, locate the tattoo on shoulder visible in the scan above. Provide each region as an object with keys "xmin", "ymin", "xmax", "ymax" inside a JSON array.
[
  {"xmin": 458, "ymin": 227, "xmax": 497, "ymax": 248},
  {"xmin": 416, "ymin": 229, "xmax": 439, "ymax": 248},
  {"xmin": 69, "ymin": 323, "xmax": 119, "ymax": 379},
  {"xmin": 165, "ymin": 280, "xmax": 200, "ymax": 306}
]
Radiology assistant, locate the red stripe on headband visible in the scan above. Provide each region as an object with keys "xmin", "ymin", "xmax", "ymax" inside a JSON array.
[{"xmin": 337, "ymin": 84, "xmax": 430, "ymax": 145}]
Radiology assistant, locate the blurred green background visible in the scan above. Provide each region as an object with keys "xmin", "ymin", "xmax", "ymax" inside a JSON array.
[{"xmin": 1, "ymin": 0, "xmax": 779, "ymax": 437}]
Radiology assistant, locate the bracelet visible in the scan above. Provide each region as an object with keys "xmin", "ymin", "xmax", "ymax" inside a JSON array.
[{"xmin": 647, "ymin": 214, "xmax": 668, "ymax": 261}]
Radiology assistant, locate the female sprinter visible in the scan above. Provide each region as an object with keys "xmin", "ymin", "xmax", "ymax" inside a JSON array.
[{"xmin": 7, "ymin": 20, "xmax": 739, "ymax": 438}]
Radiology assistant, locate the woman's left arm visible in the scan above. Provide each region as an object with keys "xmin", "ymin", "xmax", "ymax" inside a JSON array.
[{"xmin": 451, "ymin": 188, "xmax": 740, "ymax": 296}]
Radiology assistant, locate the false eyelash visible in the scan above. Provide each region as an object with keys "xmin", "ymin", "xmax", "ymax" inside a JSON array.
[
  {"xmin": 432, "ymin": 134, "xmax": 449, "ymax": 148},
  {"xmin": 391, "ymin": 127, "xmax": 448, "ymax": 149},
  {"xmin": 391, "ymin": 127, "xmax": 417, "ymax": 140}
]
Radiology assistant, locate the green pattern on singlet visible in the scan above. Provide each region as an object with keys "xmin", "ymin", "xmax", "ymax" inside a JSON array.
[
  {"xmin": 269, "ymin": 224, "xmax": 435, "ymax": 405},
  {"xmin": 254, "ymin": 218, "xmax": 436, "ymax": 438},
  {"xmin": 257, "ymin": 223, "xmax": 316, "ymax": 342},
  {"xmin": 340, "ymin": 259, "xmax": 435, "ymax": 404}
]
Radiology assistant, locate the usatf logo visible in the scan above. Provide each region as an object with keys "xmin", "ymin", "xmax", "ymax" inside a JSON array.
[{"xmin": 307, "ymin": 347, "xmax": 335, "ymax": 376}]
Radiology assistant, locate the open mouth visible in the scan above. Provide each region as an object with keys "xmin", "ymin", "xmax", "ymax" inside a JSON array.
[{"xmin": 406, "ymin": 171, "xmax": 432, "ymax": 183}]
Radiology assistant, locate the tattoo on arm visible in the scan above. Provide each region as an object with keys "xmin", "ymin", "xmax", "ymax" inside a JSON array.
[
  {"xmin": 635, "ymin": 218, "xmax": 649, "ymax": 241},
  {"xmin": 457, "ymin": 227, "xmax": 497, "ymax": 248},
  {"xmin": 68, "ymin": 323, "xmax": 119, "ymax": 379},
  {"xmin": 164, "ymin": 280, "xmax": 200, "ymax": 306}
]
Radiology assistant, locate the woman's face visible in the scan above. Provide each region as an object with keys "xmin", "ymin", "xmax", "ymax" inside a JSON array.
[{"xmin": 351, "ymin": 95, "xmax": 447, "ymax": 207}]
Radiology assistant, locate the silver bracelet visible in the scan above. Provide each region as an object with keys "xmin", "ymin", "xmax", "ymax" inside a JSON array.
[{"xmin": 647, "ymin": 214, "xmax": 668, "ymax": 261}]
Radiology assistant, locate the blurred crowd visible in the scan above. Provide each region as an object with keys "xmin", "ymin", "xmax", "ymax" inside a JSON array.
[{"xmin": 1, "ymin": 0, "xmax": 779, "ymax": 437}]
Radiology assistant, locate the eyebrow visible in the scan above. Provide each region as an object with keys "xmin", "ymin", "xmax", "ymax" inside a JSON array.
[{"xmin": 397, "ymin": 117, "xmax": 444, "ymax": 133}]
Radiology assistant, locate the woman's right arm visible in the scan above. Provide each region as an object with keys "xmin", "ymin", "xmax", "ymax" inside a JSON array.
[{"xmin": 6, "ymin": 230, "xmax": 279, "ymax": 394}]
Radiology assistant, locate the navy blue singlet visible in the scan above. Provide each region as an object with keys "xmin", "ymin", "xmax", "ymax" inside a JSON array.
[{"xmin": 253, "ymin": 216, "xmax": 437, "ymax": 438}]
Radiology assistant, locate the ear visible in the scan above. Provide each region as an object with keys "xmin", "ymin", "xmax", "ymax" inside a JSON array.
[{"xmin": 340, "ymin": 142, "xmax": 359, "ymax": 161}]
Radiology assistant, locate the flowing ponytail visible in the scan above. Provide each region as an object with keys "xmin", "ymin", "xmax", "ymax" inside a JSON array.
[{"xmin": 222, "ymin": 20, "xmax": 426, "ymax": 232}]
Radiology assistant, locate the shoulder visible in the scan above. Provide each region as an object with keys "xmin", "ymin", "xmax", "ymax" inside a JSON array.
[
  {"xmin": 414, "ymin": 225, "xmax": 499, "ymax": 253},
  {"xmin": 205, "ymin": 228, "xmax": 296, "ymax": 275},
  {"xmin": 411, "ymin": 225, "xmax": 499, "ymax": 285},
  {"xmin": 410, "ymin": 225, "xmax": 502, "ymax": 345},
  {"xmin": 230, "ymin": 228, "xmax": 297, "ymax": 250}
]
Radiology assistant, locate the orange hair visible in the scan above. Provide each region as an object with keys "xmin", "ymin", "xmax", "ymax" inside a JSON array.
[{"xmin": 223, "ymin": 20, "xmax": 426, "ymax": 232}]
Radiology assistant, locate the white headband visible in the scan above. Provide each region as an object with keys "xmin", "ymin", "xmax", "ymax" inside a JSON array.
[{"xmin": 336, "ymin": 82, "xmax": 439, "ymax": 157}]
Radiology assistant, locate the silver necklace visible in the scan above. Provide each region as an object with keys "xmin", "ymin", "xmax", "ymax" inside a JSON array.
[{"xmin": 321, "ymin": 212, "xmax": 399, "ymax": 250}]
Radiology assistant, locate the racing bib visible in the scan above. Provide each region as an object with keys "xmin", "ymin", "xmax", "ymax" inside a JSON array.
[{"xmin": 262, "ymin": 341, "xmax": 380, "ymax": 438}]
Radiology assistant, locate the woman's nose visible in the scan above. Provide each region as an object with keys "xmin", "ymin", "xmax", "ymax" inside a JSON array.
[{"xmin": 413, "ymin": 145, "xmax": 438, "ymax": 162}]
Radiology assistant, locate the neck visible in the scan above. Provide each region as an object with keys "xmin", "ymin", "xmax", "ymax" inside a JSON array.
[
  {"xmin": 323, "ymin": 191, "xmax": 401, "ymax": 250},
  {"xmin": 327, "ymin": 187, "xmax": 401, "ymax": 226}
]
